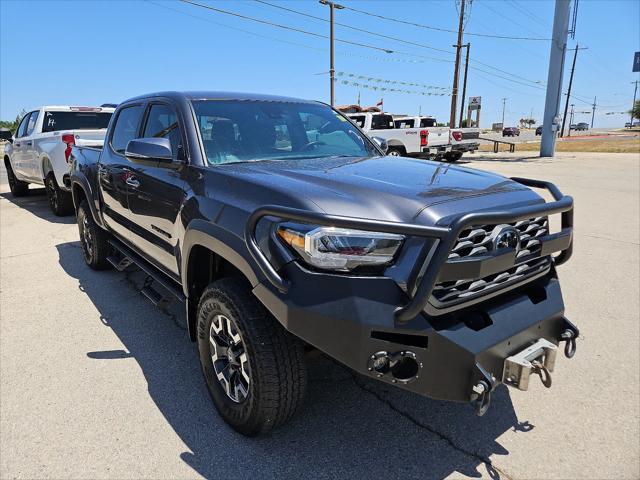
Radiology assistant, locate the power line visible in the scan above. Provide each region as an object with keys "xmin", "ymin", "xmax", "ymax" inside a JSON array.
[
  {"xmin": 179, "ymin": 0, "xmax": 547, "ymax": 89},
  {"xmin": 253, "ymin": 0, "xmax": 455, "ymax": 56},
  {"xmin": 179, "ymin": 0, "xmax": 395, "ymax": 54},
  {"xmin": 505, "ymin": 0, "xmax": 550, "ymax": 29},
  {"xmin": 339, "ymin": 2, "xmax": 551, "ymax": 40},
  {"xmin": 478, "ymin": 1, "xmax": 548, "ymax": 39}
]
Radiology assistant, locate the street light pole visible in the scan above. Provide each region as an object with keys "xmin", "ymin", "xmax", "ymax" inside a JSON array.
[
  {"xmin": 319, "ymin": 0, "xmax": 344, "ymax": 107},
  {"xmin": 591, "ymin": 96, "xmax": 596, "ymax": 128},
  {"xmin": 501, "ymin": 97, "xmax": 507, "ymax": 126},
  {"xmin": 630, "ymin": 80, "xmax": 639, "ymax": 128},
  {"xmin": 567, "ymin": 103, "xmax": 575, "ymax": 137}
]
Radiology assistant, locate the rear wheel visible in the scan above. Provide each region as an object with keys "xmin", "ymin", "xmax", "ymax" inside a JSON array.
[
  {"xmin": 386, "ymin": 147, "xmax": 404, "ymax": 157},
  {"xmin": 5, "ymin": 161, "xmax": 29, "ymax": 197},
  {"xmin": 197, "ymin": 277, "xmax": 307, "ymax": 436},
  {"xmin": 45, "ymin": 172, "xmax": 73, "ymax": 216},
  {"xmin": 444, "ymin": 151, "xmax": 463, "ymax": 162},
  {"xmin": 77, "ymin": 200, "xmax": 111, "ymax": 270}
]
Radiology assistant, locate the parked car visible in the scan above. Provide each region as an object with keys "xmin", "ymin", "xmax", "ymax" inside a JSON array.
[
  {"xmin": 569, "ymin": 124, "xmax": 577, "ymax": 130},
  {"xmin": 70, "ymin": 91, "xmax": 579, "ymax": 436},
  {"xmin": 3, "ymin": 105, "xmax": 115, "ymax": 214},
  {"xmin": 347, "ymin": 112, "xmax": 451, "ymax": 159},
  {"xmin": 502, "ymin": 127, "xmax": 520, "ymax": 137},
  {"xmin": 535, "ymin": 125, "xmax": 543, "ymax": 135},
  {"xmin": 574, "ymin": 123, "xmax": 589, "ymax": 131}
]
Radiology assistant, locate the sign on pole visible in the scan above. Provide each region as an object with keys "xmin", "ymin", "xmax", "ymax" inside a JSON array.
[
  {"xmin": 634, "ymin": 52, "xmax": 640, "ymax": 72},
  {"xmin": 469, "ymin": 96, "xmax": 482, "ymax": 110}
]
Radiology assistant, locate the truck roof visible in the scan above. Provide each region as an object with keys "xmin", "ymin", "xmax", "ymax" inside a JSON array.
[
  {"xmin": 124, "ymin": 91, "xmax": 318, "ymax": 105},
  {"xmin": 37, "ymin": 105, "xmax": 115, "ymax": 111}
]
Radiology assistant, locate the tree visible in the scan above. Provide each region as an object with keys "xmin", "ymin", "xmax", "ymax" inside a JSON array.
[
  {"xmin": 630, "ymin": 100, "xmax": 640, "ymax": 120},
  {"xmin": 461, "ymin": 119, "xmax": 476, "ymax": 127},
  {"xmin": 0, "ymin": 109, "xmax": 27, "ymax": 134}
]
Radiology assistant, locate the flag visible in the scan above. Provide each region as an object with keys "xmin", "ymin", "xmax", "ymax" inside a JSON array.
[{"xmin": 376, "ymin": 98, "xmax": 384, "ymax": 109}]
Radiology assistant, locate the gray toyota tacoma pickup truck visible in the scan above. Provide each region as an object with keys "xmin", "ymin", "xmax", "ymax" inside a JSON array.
[{"xmin": 70, "ymin": 91, "xmax": 578, "ymax": 436}]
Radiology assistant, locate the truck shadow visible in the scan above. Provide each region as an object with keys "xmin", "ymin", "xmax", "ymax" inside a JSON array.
[
  {"xmin": 0, "ymin": 189, "xmax": 76, "ymax": 224},
  {"xmin": 57, "ymin": 241, "xmax": 531, "ymax": 479}
]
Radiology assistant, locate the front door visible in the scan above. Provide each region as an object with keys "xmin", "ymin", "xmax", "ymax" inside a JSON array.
[
  {"xmin": 125, "ymin": 102, "xmax": 187, "ymax": 278},
  {"xmin": 10, "ymin": 112, "xmax": 33, "ymax": 180},
  {"xmin": 98, "ymin": 103, "xmax": 145, "ymax": 241},
  {"xmin": 23, "ymin": 109, "xmax": 41, "ymax": 180}
]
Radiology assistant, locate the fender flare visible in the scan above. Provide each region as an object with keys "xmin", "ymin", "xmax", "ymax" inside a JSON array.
[
  {"xmin": 70, "ymin": 172, "xmax": 104, "ymax": 228},
  {"xmin": 181, "ymin": 219, "xmax": 261, "ymax": 299},
  {"xmin": 40, "ymin": 155, "xmax": 53, "ymax": 179}
]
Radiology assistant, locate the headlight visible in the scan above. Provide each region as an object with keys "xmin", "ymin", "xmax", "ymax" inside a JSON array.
[{"xmin": 277, "ymin": 223, "xmax": 404, "ymax": 272}]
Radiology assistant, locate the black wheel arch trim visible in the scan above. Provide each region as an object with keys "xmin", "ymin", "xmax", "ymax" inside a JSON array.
[{"xmin": 70, "ymin": 173, "xmax": 105, "ymax": 228}]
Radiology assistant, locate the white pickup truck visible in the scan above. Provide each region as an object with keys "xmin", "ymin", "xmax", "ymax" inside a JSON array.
[
  {"xmin": 347, "ymin": 112, "xmax": 452, "ymax": 160},
  {"xmin": 4, "ymin": 105, "xmax": 114, "ymax": 215},
  {"xmin": 395, "ymin": 116, "xmax": 480, "ymax": 162}
]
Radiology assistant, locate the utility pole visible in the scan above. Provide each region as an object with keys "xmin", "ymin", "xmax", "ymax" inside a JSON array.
[
  {"xmin": 319, "ymin": 0, "xmax": 344, "ymax": 107},
  {"xmin": 449, "ymin": 0, "xmax": 466, "ymax": 127},
  {"xmin": 541, "ymin": 0, "xmax": 571, "ymax": 157},
  {"xmin": 630, "ymin": 80, "xmax": 639, "ymax": 128},
  {"xmin": 458, "ymin": 43, "xmax": 471, "ymax": 127},
  {"xmin": 501, "ymin": 97, "xmax": 507, "ymax": 126},
  {"xmin": 560, "ymin": 44, "xmax": 587, "ymax": 137},
  {"xmin": 591, "ymin": 96, "xmax": 596, "ymax": 128},
  {"xmin": 567, "ymin": 103, "xmax": 575, "ymax": 136}
]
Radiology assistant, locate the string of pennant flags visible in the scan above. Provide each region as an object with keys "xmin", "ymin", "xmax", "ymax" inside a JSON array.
[{"xmin": 336, "ymin": 71, "xmax": 451, "ymax": 92}]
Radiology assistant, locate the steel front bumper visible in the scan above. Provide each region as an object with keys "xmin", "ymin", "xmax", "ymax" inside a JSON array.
[{"xmin": 246, "ymin": 177, "xmax": 578, "ymax": 413}]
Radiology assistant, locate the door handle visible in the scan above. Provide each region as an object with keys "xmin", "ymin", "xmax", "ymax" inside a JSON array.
[
  {"xmin": 25, "ymin": 141, "xmax": 32, "ymax": 146},
  {"xmin": 14, "ymin": 142, "xmax": 20, "ymax": 147},
  {"xmin": 126, "ymin": 177, "xmax": 140, "ymax": 188}
]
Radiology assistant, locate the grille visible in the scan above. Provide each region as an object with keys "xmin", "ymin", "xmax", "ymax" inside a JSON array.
[
  {"xmin": 432, "ymin": 256, "xmax": 551, "ymax": 306},
  {"xmin": 448, "ymin": 217, "xmax": 549, "ymax": 260}
]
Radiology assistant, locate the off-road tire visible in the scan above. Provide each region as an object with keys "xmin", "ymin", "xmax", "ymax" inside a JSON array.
[
  {"xmin": 197, "ymin": 277, "xmax": 307, "ymax": 436},
  {"xmin": 77, "ymin": 200, "xmax": 111, "ymax": 270},
  {"xmin": 45, "ymin": 172, "xmax": 73, "ymax": 216},
  {"xmin": 5, "ymin": 160, "xmax": 29, "ymax": 197}
]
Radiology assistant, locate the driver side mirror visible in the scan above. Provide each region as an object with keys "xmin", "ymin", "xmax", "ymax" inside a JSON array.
[
  {"xmin": 371, "ymin": 136, "xmax": 388, "ymax": 154},
  {"xmin": 125, "ymin": 138, "xmax": 173, "ymax": 163}
]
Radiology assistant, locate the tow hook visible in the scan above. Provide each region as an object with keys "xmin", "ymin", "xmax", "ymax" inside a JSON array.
[
  {"xmin": 471, "ymin": 380, "xmax": 492, "ymax": 416},
  {"xmin": 470, "ymin": 363, "xmax": 495, "ymax": 416},
  {"xmin": 560, "ymin": 329, "xmax": 577, "ymax": 358}
]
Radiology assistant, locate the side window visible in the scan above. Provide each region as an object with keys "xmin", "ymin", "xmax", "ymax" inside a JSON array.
[
  {"xmin": 16, "ymin": 113, "xmax": 31, "ymax": 138},
  {"xmin": 111, "ymin": 105, "xmax": 144, "ymax": 154},
  {"xmin": 142, "ymin": 104, "xmax": 183, "ymax": 160},
  {"xmin": 25, "ymin": 110, "xmax": 39, "ymax": 136},
  {"xmin": 350, "ymin": 115, "xmax": 365, "ymax": 128}
]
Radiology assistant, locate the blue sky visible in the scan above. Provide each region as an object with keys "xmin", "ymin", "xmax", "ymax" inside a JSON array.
[{"xmin": 1, "ymin": 0, "xmax": 638, "ymax": 128}]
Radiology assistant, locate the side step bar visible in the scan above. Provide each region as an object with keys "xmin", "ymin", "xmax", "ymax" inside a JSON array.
[{"xmin": 107, "ymin": 238, "xmax": 185, "ymax": 304}]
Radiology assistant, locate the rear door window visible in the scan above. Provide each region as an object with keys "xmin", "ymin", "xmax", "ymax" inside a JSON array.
[
  {"xmin": 371, "ymin": 114, "xmax": 394, "ymax": 130},
  {"xmin": 25, "ymin": 111, "xmax": 39, "ymax": 136},
  {"xmin": 110, "ymin": 105, "xmax": 145, "ymax": 154},
  {"xmin": 420, "ymin": 118, "xmax": 436, "ymax": 128},
  {"xmin": 395, "ymin": 119, "xmax": 415, "ymax": 129}
]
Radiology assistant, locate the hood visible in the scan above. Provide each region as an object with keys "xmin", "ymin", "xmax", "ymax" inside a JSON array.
[{"xmin": 214, "ymin": 156, "xmax": 543, "ymax": 224}]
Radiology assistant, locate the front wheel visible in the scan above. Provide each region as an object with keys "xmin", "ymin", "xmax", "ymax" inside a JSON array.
[
  {"xmin": 197, "ymin": 277, "xmax": 307, "ymax": 436},
  {"xmin": 5, "ymin": 161, "xmax": 29, "ymax": 197},
  {"xmin": 45, "ymin": 173, "xmax": 73, "ymax": 216}
]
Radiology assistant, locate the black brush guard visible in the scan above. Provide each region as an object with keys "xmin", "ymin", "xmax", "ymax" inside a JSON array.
[{"xmin": 245, "ymin": 177, "xmax": 574, "ymax": 324}]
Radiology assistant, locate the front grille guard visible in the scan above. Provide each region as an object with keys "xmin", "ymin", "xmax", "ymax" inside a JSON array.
[{"xmin": 245, "ymin": 177, "xmax": 573, "ymax": 324}]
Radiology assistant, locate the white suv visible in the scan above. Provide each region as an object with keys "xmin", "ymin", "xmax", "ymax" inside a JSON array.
[{"xmin": 4, "ymin": 105, "xmax": 114, "ymax": 215}]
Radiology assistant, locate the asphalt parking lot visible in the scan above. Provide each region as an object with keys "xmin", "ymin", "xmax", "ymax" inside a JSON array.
[{"xmin": 1, "ymin": 151, "xmax": 639, "ymax": 479}]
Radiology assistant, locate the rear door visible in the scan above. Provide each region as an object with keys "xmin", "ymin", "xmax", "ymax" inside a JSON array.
[
  {"xmin": 98, "ymin": 103, "xmax": 145, "ymax": 241},
  {"xmin": 125, "ymin": 101, "xmax": 187, "ymax": 277}
]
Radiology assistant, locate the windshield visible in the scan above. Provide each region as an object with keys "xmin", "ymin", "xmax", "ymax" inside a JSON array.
[
  {"xmin": 192, "ymin": 100, "xmax": 378, "ymax": 165},
  {"xmin": 42, "ymin": 111, "xmax": 112, "ymax": 132}
]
